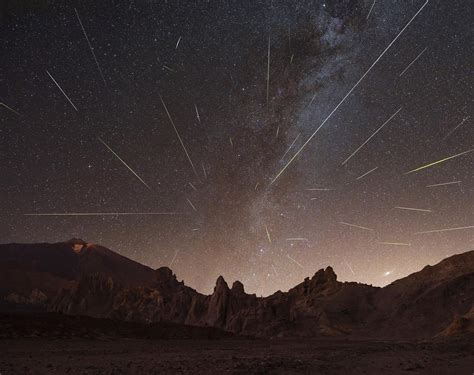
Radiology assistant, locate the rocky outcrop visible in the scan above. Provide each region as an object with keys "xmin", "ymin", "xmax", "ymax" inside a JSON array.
[
  {"xmin": 2, "ymin": 240, "xmax": 473, "ymax": 339},
  {"xmin": 5, "ymin": 289, "xmax": 48, "ymax": 306},
  {"xmin": 368, "ymin": 252, "xmax": 474, "ymax": 339},
  {"xmin": 0, "ymin": 240, "xmax": 157, "ymax": 312},
  {"xmin": 193, "ymin": 276, "xmax": 259, "ymax": 332},
  {"xmin": 50, "ymin": 266, "xmax": 199, "ymax": 324},
  {"xmin": 437, "ymin": 306, "xmax": 474, "ymax": 337},
  {"xmin": 206, "ymin": 276, "xmax": 230, "ymax": 327}
]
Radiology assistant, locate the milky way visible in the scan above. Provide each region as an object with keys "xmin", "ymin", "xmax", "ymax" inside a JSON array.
[{"xmin": 1, "ymin": 0, "xmax": 472, "ymax": 295}]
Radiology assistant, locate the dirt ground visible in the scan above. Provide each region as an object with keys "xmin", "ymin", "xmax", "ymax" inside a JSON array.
[{"xmin": 0, "ymin": 337, "xmax": 472, "ymax": 374}]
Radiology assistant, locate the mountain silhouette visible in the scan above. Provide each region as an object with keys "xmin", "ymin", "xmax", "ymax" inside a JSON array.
[{"xmin": 1, "ymin": 240, "xmax": 473, "ymax": 339}]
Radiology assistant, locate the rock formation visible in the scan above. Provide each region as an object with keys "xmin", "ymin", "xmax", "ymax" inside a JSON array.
[{"xmin": 1, "ymin": 240, "xmax": 473, "ymax": 339}]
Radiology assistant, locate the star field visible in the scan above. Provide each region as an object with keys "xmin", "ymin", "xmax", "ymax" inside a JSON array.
[{"xmin": 1, "ymin": 0, "xmax": 472, "ymax": 296}]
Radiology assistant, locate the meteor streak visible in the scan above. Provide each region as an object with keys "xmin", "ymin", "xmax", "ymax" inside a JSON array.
[
  {"xmin": 186, "ymin": 198, "xmax": 197, "ymax": 212},
  {"xmin": 379, "ymin": 242, "xmax": 411, "ymax": 246},
  {"xmin": 272, "ymin": 264, "xmax": 278, "ymax": 276},
  {"xmin": 394, "ymin": 206, "xmax": 432, "ymax": 213},
  {"xmin": 175, "ymin": 36, "xmax": 181, "ymax": 49},
  {"xmin": 305, "ymin": 188, "xmax": 331, "ymax": 191},
  {"xmin": 163, "ymin": 65, "xmax": 175, "ymax": 72},
  {"xmin": 74, "ymin": 8, "xmax": 107, "ymax": 86},
  {"xmin": 339, "ymin": 222, "xmax": 374, "ymax": 231},
  {"xmin": 443, "ymin": 116, "xmax": 470, "ymax": 140},
  {"xmin": 265, "ymin": 224, "xmax": 272, "ymax": 244},
  {"xmin": 25, "ymin": 212, "xmax": 178, "ymax": 216},
  {"xmin": 307, "ymin": 93, "xmax": 317, "ymax": 107},
  {"xmin": 399, "ymin": 47, "xmax": 427, "ymax": 77},
  {"xmin": 342, "ymin": 107, "xmax": 402, "ymax": 166},
  {"xmin": 0, "ymin": 102, "xmax": 21, "ymax": 116},
  {"xmin": 426, "ymin": 181, "xmax": 461, "ymax": 188},
  {"xmin": 367, "ymin": 0, "xmax": 376, "ymax": 20},
  {"xmin": 266, "ymin": 35, "xmax": 271, "ymax": 104},
  {"xmin": 414, "ymin": 226, "xmax": 474, "ymax": 235},
  {"xmin": 280, "ymin": 134, "xmax": 300, "ymax": 161},
  {"xmin": 343, "ymin": 258, "xmax": 355, "ymax": 275},
  {"xmin": 194, "ymin": 104, "xmax": 201, "ymax": 123},
  {"xmin": 288, "ymin": 25, "xmax": 291, "ymax": 51},
  {"xmin": 46, "ymin": 70, "xmax": 78, "ymax": 111},
  {"xmin": 160, "ymin": 96, "xmax": 198, "ymax": 177},
  {"xmin": 98, "ymin": 137, "xmax": 151, "ymax": 190},
  {"xmin": 170, "ymin": 250, "xmax": 179, "ymax": 268},
  {"xmin": 270, "ymin": 0, "xmax": 429, "ymax": 185},
  {"xmin": 404, "ymin": 148, "xmax": 474, "ymax": 174},
  {"xmin": 355, "ymin": 166, "xmax": 378, "ymax": 180},
  {"xmin": 287, "ymin": 254, "xmax": 303, "ymax": 268}
]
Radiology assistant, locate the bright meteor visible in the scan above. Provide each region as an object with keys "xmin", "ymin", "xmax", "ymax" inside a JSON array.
[
  {"xmin": 394, "ymin": 206, "xmax": 432, "ymax": 213},
  {"xmin": 341, "ymin": 107, "xmax": 402, "ymax": 166},
  {"xmin": 414, "ymin": 226, "xmax": 474, "ymax": 235},
  {"xmin": 270, "ymin": 0, "xmax": 429, "ymax": 185},
  {"xmin": 74, "ymin": 8, "xmax": 107, "ymax": 86},
  {"xmin": 160, "ymin": 96, "xmax": 199, "ymax": 178},
  {"xmin": 355, "ymin": 166, "xmax": 378, "ymax": 181},
  {"xmin": 339, "ymin": 222, "xmax": 374, "ymax": 231},
  {"xmin": 46, "ymin": 70, "xmax": 78, "ymax": 111},
  {"xmin": 98, "ymin": 137, "xmax": 152, "ymax": 190},
  {"xmin": 404, "ymin": 148, "xmax": 474, "ymax": 175},
  {"xmin": 24, "ymin": 212, "xmax": 179, "ymax": 216},
  {"xmin": 426, "ymin": 181, "xmax": 461, "ymax": 188},
  {"xmin": 0, "ymin": 102, "xmax": 21, "ymax": 116}
]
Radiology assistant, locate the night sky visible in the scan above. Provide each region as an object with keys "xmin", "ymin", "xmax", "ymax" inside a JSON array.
[{"xmin": 1, "ymin": 0, "xmax": 472, "ymax": 296}]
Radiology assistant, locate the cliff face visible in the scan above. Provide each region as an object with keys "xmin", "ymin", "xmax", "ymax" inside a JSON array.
[
  {"xmin": 437, "ymin": 306, "xmax": 474, "ymax": 337},
  {"xmin": 1, "ymin": 240, "xmax": 473, "ymax": 339},
  {"xmin": 366, "ymin": 251, "xmax": 474, "ymax": 339}
]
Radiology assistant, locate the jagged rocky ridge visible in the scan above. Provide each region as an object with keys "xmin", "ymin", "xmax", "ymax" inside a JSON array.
[{"xmin": 1, "ymin": 240, "xmax": 473, "ymax": 339}]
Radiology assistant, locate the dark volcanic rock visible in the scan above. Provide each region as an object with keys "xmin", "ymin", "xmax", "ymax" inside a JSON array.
[
  {"xmin": 231, "ymin": 281, "xmax": 245, "ymax": 294},
  {"xmin": 206, "ymin": 276, "xmax": 230, "ymax": 328},
  {"xmin": 1, "ymin": 240, "xmax": 473, "ymax": 340},
  {"xmin": 437, "ymin": 305, "xmax": 474, "ymax": 337}
]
